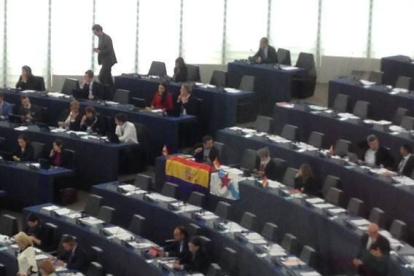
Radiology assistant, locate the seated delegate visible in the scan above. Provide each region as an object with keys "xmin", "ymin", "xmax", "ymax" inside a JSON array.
[
  {"xmin": 251, "ymin": 37, "xmax": 278, "ymax": 64},
  {"xmin": 80, "ymin": 106, "xmax": 106, "ymax": 135},
  {"xmin": 172, "ymin": 57, "xmax": 188, "ymax": 83},
  {"xmin": 58, "ymin": 100, "xmax": 83, "ymax": 131},
  {"xmin": 194, "ymin": 135, "xmax": 219, "ymax": 163},
  {"xmin": 16, "ymin": 65, "xmax": 39, "ymax": 91},
  {"xmin": 151, "ymin": 82, "xmax": 174, "ymax": 110},
  {"xmin": 49, "ymin": 139, "xmax": 70, "ymax": 168},
  {"xmin": 12, "ymin": 134, "xmax": 34, "ymax": 162}
]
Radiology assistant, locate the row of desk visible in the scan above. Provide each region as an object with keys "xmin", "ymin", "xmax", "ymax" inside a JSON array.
[{"xmin": 381, "ymin": 56, "xmax": 414, "ymax": 90}]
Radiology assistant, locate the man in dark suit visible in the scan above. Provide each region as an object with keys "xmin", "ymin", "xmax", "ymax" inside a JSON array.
[
  {"xmin": 159, "ymin": 226, "xmax": 190, "ymax": 259},
  {"xmin": 252, "ymin": 37, "xmax": 278, "ymax": 64},
  {"xmin": 175, "ymin": 83, "xmax": 199, "ymax": 116},
  {"xmin": 78, "ymin": 70, "xmax": 104, "ymax": 100},
  {"xmin": 18, "ymin": 96, "xmax": 43, "ymax": 123},
  {"xmin": 395, "ymin": 144, "xmax": 414, "ymax": 177},
  {"xmin": 0, "ymin": 92, "xmax": 13, "ymax": 120},
  {"xmin": 80, "ymin": 106, "xmax": 107, "ymax": 136},
  {"xmin": 255, "ymin": 147, "xmax": 278, "ymax": 181},
  {"xmin": 353, "ymin": 223, "xmax": 390, "ymax": 276},
  {"xmin": 57, "ymin": 236, "xmax": 89, "ymax": 273},
  {"xmin": 92, "ymin": 24, "xmax": 117, "ymax": 88},
  {"xmin": 194, "ymin": 135, "xmax": 219, "ymax": 163},
  {"xmin": 173, "ymin": 236, "xmax": 210, "ymax": 274},
  {"xmin": 359, "ymin": 135, "xmax": 394, "ymax": 169}
]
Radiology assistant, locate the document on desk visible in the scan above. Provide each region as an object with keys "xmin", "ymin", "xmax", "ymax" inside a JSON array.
[
  {"xmin": 281, "ymin": 66, "xmax": 299, "ymax": 71},
  {"xmin": 268, "ymin": 244, "xmax": 287, "ymax": 257},
  {"xmin": 146, "ymin": 193, "xmax": 177, "ymax": 203},
  {"xmin": 300, "ymin": 272, "xmax": 321, "ymax": 276},
  {"xmin": 35, "ymin": 254, "xmax": 49, "ymax": 260},
  {"xmin": 54, "ymin": 208, "xmax": 72, "ymax": 216},
  {"xmin": 306, "ymin": 198, "xmax": 325, "ymax": 204},
  {"xmin": 225, "ymin": 222, "xmax": 246, "ymax": 233},
  {"xmin": 119, "ymin": 184, "xmax": 137, "ymax": 192},
  {"xmin": 198, "ymin": 211, "xmax": 219, "ymax": 220},
  {"xmin": 224, "ymin": 88, "xmax": 241, "ymax": 93},
  {"xmin": 14, "ymin": 126, "xmax": 28, "ymax": 131},
  {"xmin": 350, "ymin": 219, "xmax": 370, "ymax": 226},
  {"xmin": 79, "ymin": 217, "xmax": 105, "ymax": 226}
]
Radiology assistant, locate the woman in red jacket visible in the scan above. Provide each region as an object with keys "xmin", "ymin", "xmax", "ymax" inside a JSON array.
[{"xmin": 151, "ymin": 82, "xmax": 174, "ymax": 110}]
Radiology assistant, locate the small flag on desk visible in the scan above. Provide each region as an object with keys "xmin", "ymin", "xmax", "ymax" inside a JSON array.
[
  {"xmin": 213, "ymin": 157, "xmax": 221, "ymax": 170},
  {"xmin": 162, "ymin": 145, "xmax": 169, "ymax": 156},
  {"xmin": 262, "ymin": 175, "xmax": 268, "ymax": 188}
]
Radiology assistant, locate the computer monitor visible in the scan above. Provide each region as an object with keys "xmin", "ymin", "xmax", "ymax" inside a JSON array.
[{"xmin": 61, "ymin": 78, "xmax": 80, "ymax": 96}]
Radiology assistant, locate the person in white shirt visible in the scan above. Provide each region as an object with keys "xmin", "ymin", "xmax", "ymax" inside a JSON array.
[
  {"xmin": 15, "ymin": 232, "xmax": 38, "ymax": 276},
  {"xmin": 361, "ymin": 134, "xmax": 394, "ymax": 168},
  {"xmin": 115, "ymin": 113, "xmax": 138, "ymax": 143}
]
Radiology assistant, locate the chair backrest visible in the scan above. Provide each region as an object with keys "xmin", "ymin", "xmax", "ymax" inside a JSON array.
[
  {"xmin": 347, "ymin": 198, "xmax": 365, "ymax": 217},
  {"xmin": 299, "ymin": 246, "xmax": 317, "ymax": 268},
  {"xmin": 63, "ymin": 149, "xmax": 75, "ymax": 169},
  {"xmin": 277, "ymin": 48, "xmax": 291, "ymax": 66},
  {"xmin": 393, "ymin": 107, "xmax": 408, "ymax": 125},
  {"xmin": 368, "ymin": 71, "xmax": 383, "ymax": 84},
  {"xmin": 369, "ymin": 207, "xmax": 386, "ymax": 228},
  {"xmin": 353, "ymin": 100, "xmax": 370, "ymax": 119},
  {"xmin": 281, "ymin": 233, "xmax": 299, "ymax": 255},
  {"xmin": 395, "ymin": 76, "xmax": 411, "ymax": 90},
  {"xmin": 215, "ymin": 201, "xmax": 232, "ymax": 220},
  {"xmin": 351, "ymin": 70, "xmax": 366, "ymax": 79},
  {"xmin": 220, "ymin": 247, "xmax": 237, "ymax": 276},
  {"xmin": 31, "ymin": 142, "xmax": 45, "ymax": 161},
  {"xmin": 255, "ymin": 116, "xmax": 273, "ymax": 134},
  {"xmin": 161, "ymin": 182, "xmax": 180, "ymax": 199},
  {"xmin": 322, "ymin": 175, "xmax": 340, "ymax": 199},
  {"xmin": 206, "ymin": 263, "xmax": 222, "ymax": 276},
  {"xmin": 188, "ymin": 191, "xmax": 206, "ymax": 208},
  {"xmin": 326, "ymin": 187, "xmax": 344, "ymax": 206},
  {"xmin": 239, "ymin": 149, "xmax": 257, "ymax": 172},
  {"xmin": 213, "ymin": 142, "xmax": 225, "ymax": 164},
  {"xmin": 128, "ymin": 214, "xmax": 146, "ymax": 236},
  {"xmin": 199, "ymin": 236, "xmax": 212, "ymax": 253},
  {"xmin": 273, "ymin": 158, "xmax": 288, "ymax": 182},
  {"xmin": 187, "ymin": 65, "xmax": 201, "ymax": 82},
  {"xmin": 134, "ymin": 123, "xmax": 150, "ymax": 148},
  {"xmin": 91, "ymin": 246, "xmax": 104, "ymax": 264},
  {"xmin": 281, "ymin": 124, "xmax": 298, "ymax": 141},
  {"xmin": 210, "ymin": 70, "xmax": 227, "ymax": 87},
  {"xmin": 239, "ymin": 75, "xmax": 255, "ymax": 91},
  {"xmin": 97, "ymin": 206, "xmax": 115, "ymax": 224},
  {"xmin": 41, "ymin": 222, "xmax": 60, "ymax": 252},
  {"xmin": 334, "ymin": 139, "xmax": 351, "ymax": 157},
  {"xmin": 308, "ymin": 131, "xmax": 324, "ymax": 149},
  {"xmin": 240, "ymin": 212, "xmax": 258, "ymax": 232},
  {"xmin": 390, "ymin": 220, "xmax": 407, "ymax": 241},
  {"xmin": 148, "ymin": 61, "xmax": 167, "ymax": 77},
  {"xmin": 282, "ymin": 167, "xmax": 299, "ymax": 188},
  {"xmin": 187, "ymin": 222, "xmax": 202, "ymax": 237},
  {"xmin": 332, "ymin": 94, "xmax": 349, "ymax": 113},
  {"xmin": 401, "ymin": 116, "xmax": 414, "ymax": 131},
  {"xmin": 0, "ymin": 215, "xmax": 18, "ymax": 236},
  {"xmin": 296, "ymin": 52, "xmax": 316, "ymax": 72},
  {"xmin": 86, "ymin": 262, "xmax": 104, "ymax": 276},
  {"xmin": 35, "ymin": 76, "xmax": 46, "ymax": 91},
  {"xmin": 84, "ymin": 194, "xmax": 103, "ymax": 217},
  {"xmin": 133, "ymin": 174, "xmax": 152, "ymax": 191},
  {"xmin": 261, "ymin": 222, "xmax": 278, "ymax": 243},
  {"xmin": 61, "ymin": 78, "xmax": 80, "ymax": 95},
  {"xmin": 113, "ymin": 89, "xmax": 130, "ymax": 105}
]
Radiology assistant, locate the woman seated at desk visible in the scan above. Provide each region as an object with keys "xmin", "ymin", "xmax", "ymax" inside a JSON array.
[
  {"xmin": 294, "ymin": 164, "xmax": 320, "ymax": 197},
  {"xmin": 16, "ymin": 65, "xmax": 37, "ymax": 91},
  {"xmin": 49, "ymin": 139, "xmax": 69, "ymax": 168},
  {"xmin": 151, "ymin": 82, "xmax": 174, "ymax": 110},
  {"xmin": 12, "ymin": 134, "xmax": 34, "ymax": 162}
]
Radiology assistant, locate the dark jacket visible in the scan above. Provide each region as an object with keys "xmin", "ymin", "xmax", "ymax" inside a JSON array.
[
  {"xmin": 58, "ymin": 109, "xmax": 83, "ymax": 131},
  {"xmin": 253, "ymin": 45, "xmax": 278, "ymax": 64},
  {"xmin": 395, "ymin": 155, "xmax": 414, "ymax": 177},
  {"xmin": 49, "ymin": 149, "xmax": 70, "ymax": 168},
  {"xmin": 18, "ymin": 104, "xmax": 43, "ymax": 123},
  {"xmin": 356, "ymin": 234, "xmax": 390, "ymax": 276},
  {"xmin": 360, "ymin": 145, "xmax": 395, "ymax": 169},
  {"xmin": 180, "ymin": 249, "xmax": 210, "ymax": 274},
  {"xmin": 80, "ymin": 115, "xmax": 107, "ymax": 136},
  {"xmin": 163, "ymin": 240, "xmax": 190, "ymax": 259},
  {"xmin": 58, "ymin": 245, "xmax": 89, "ymax": 273},
  {"xmin": 294, "ymin": 176, "xmax": 320, "ymax": 197},
  {"xmin": 13, "ymin": 144, "xmax": 34, "ymax": 162},
  {"xmin": 176, "ymin": 95, "xmax": 199, "ymax": 116},
  {"xmin": 255, "ymin": 159, "xmax": 278, "ymax": 181},
  {"xmin": 0, "ymin": 101, "xmax": 13, "ymax": 119},
  {"xmin": 97, "ymin": 33, "xmax": 117, "ymax": 67},
  {"xmin": 78, "ymin": 81, "xmax": 104, "ymax": 100},
  {"xmin": 194, "ymin": 144, "xmax": 219, "ymax": 163},
  {"xmin": 25, "ymin": 224, "xmax": 46, "ymax": 248},
  {"xmin": 173, "ymin": 67, "xmax": 188, "ymax": 83},
  {"xmin": 16, "ymin": 76, "xmax": 38, "ymax": 91}
]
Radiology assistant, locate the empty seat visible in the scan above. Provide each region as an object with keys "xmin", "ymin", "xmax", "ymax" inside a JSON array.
[
  {"xmin": 308, "ymin": 131, "xmax": 324, "ymax": 149},
  {"xmin": 281, "ymin": 124, "xmax": 298, "ymax": 141},
  {"xmin": 300, "ymin": 246, "xmax": 317, "ymax": 268},
  {"xmin": 239, "ymin": 75, "xmax": 255, "ymax": 91},
  {"xmin": 84, "ymin": 194, "xmax": 103, "ymax": 217},
  {"xmin": 199, "ymin": 236, "xmax": 212, "ymax": 252},
  {"xmin": 86, "ymin": 262, "xmax": 104, "ymax": 276},
  {"xmin": 332, "ymin": 94, "xmax": 349, "ymax": 113},
  {"xmin": 64, "ymin": 149, "xmax": 75, "ymax": 169},
  {"xmin": 401, "ymin": 116, "xmax": 414, "ymax": 131},
  {"xmin": 261, "ymin": 222, "xmax": 278, "ymax": 243},
  {"xmin": 31, "ymin": 142, "xmax": 45, "ymax": 161},
  {"xmin": 255, "ymin": 116, "xmax": 273, "ymax": 133},
  {"xmin": 42, "ymin": 223, "xmax": 60, "ymax": 252},
  {"xmin": 187, "ymin": 222, "xmax": 202, "ymax": 236},
  {"xmin": 206, "ymin": 263, "xmax": 222, "ymax": 276},
  {"xmin": 240, "ymin": 212, "xmax": 258, "ymax": 232},
  {"xmin": 188, "ymin": 191, "xmax": 206, "ymax": 208},
  {"xmin": 210, "ymin": 70, "xmax": 227, "ymax": 88},
  {"xmin": 368, "ymin": 71, "xmax": 383, "ymax": 84},
  {"xmin": 393, "ymin": 108, "xmax": 408, "ymax": 126},
  {"xmin": 61, "ymin": 78, "xmax": 80, "ymax": 95},
  {"xmin": 395, "ymin": 76, "xmax": 411, "ymax": 90},
  {"xmin": 282, "ymin": 167, "xmax": 299, "ymax": 188},
  {"xmin": 219, "ymin": 247, "xmax": 237, "ymax": 276},
  {"xmin": 294, "ymin": 52, "xmax": 317, "ymax": 98},
  {"xmin": 215, "ymin": 201, "xmax": 232, "ymax": 220},
  {"xmin": 0, "ymin": 215, "xmax": 18, "ymax": 236},
  {"xmin": 148, "ymin": 61, "xmax": 167, "ymax": 77},
  {"xmin": 97, "ymin": 206, "xmax": 115, "ymax": 224},
  {"xmin": 326, "ymin": 188, "xmax": 344, "ymax": 206},
  {"xmin": 334, "ymin": 139, "xmax": 351, "ymax": 157},
  {"xmin": 322, "ymin": 175, "xmax": 340, "ymax": 199},
  {"xmin": 353, "ymin": 101, "xmax": 370, "ymax": 119},
  {"xmin": 113, "ymin": 89, "xmax": 130, "ymax": 105},
  {"xmin": 161, "ymin": 182, "xmax": 180, "ymax": 199},
  {"xmin": 187, "ymin": 65, "xmax": 201, "ymax": 82},
  {"xmin": 213, "ymin": 142, "xmax": 225, "ymax": 164},
  {"xmin": 128, "ymin": 214, "xmax": 146, "ymax": 236},
  {"xmin": 281, "ymin": 233, "xmax": 299, "ymax": 255},
  {"xmin": 91, "ymin": 246, "xmax": 104, "ymax": 264},
  {"xmin": 273, "ymin": 158, "xmax": 288, "ymax": 182},
  {"xmin": 347, "ymin": 198, "xmax": 365, "ymax": 217},
  {"xmin": 277, "ymin": 48, "xmax": 291, "ymax": 66},
  {"xmin": 239, "ymin": 149, "xmax": 257, "ymax": 172},
  {"xmin": 351, "ymin": 70, "xmax": 366, "ymax": 79},
  {"xmin": 390, "ymin": 220, "xmax": 407, "ymax": 241},
  {"xmin": 368, "ymin": 208, "xmax": 386, "ymax": 228},
  {"xmin": 133, "ymin": 174, "xmax": 152, "ymax": 191}
]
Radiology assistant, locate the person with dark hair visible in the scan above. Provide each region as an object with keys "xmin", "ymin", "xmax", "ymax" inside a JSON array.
[
  {"xmin": 114, "ymin": 113, "xmax": 138, "ymax": 143},
  {"xmin": 12, "ymin": 134, "xmax": 34, "ymax": 162},
  {"xmin": 92, "ymin": 24, "xmax": 117, "ymax": 88},
  {"xmin": 173, "ymin": 236, "xmax": 210, "ymax": 274},
  {"xmin": 56, "ymin": 236, "xmax": 89, "ymax": 273},
  {"xmin": 252, "ymin": 37, "xmax": 278, "ymax": 64},
  {"xmin": 79, "ymin": 70, "xmax": 104, "ymax": 100},
  {"xmin": 24, "ymin": 214, "xmax": 46, "ymax": 248},
  {"xmin": 151, "ymin": 82, "xmax": 174, "ymax": 110},
  {"xmin": 173, "ymin": 57, "xmax": 188, "ymax": 82},
  {"xmin": 18, "ymin": 96, "xmax": 43, "ymax": 122},
  {"xmin": 255, "ymin": 147, "xmax": 278, "ymax": 181},
  {"xmin": 0, "ymin": 92, "xmax": 13, "ymax": 120},
  {"xmin": 359, "ymin": 135, "xmax": 394, "ymax": 169},
  {"xmin": 16, "ymin": 66, "xmax": 38, "ymax": 91},
  {"xmin": 395, "ymin": 144, "xmax": 414, "ymax": 177},
  {"xmin": 294, "ymin": 164, "xmax": 320, "ymax": 196},
  {"xmin": 159, "ymin": 226, "xmax": 190, "ymax": 259},
  {"xmin": 49, "ymin": 140, "xmax": 70, "ymax": 168},
  {"xmin": 80, "ymin": 106, "xmax": 106, "ymax": 135},
  {"xmin": 176, "ymin": 83, "xmax": 199, "ymax": 115},
  {"xmin": 194, "ymin": 135, "xmax": 219, "ymax": 163},
  {"xmin": 58, "ymin": 100, "xmax": 83, "ymax": 131}
]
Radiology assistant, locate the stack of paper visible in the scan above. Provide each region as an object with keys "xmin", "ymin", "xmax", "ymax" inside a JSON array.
[
  {"xmin": 14, "ymin": 126, "xmax": 28, "ymax": 131},
  {"xmin": 54, "ymin": 208, "xmax": 72, "ymax": 216},
  {"xmin": 119, "ymin": 184, "xmax": 137, "ymax": 192},
  {"xmin": 267, "ymin": 244, "xmax": 287, "ymax": 257},
  {"xmin": 146, "ymin": 193, "xmax": 177, "ymax": 203},
  {"xmin": 199, "ymin": 211, "xmax": 219, "ymax": 220},
  {"xmin": 79, "ymin": 217, "xmax": 105, "ymax": 226},
  {"xmin": 224, "ymin": 88, "xmax": 241, "ymax": 93}
]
